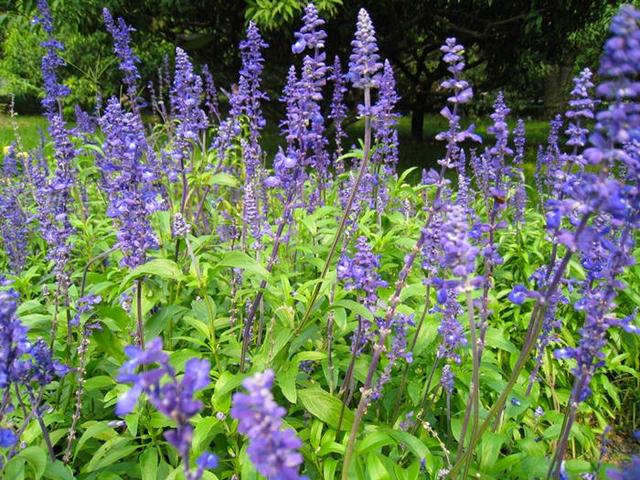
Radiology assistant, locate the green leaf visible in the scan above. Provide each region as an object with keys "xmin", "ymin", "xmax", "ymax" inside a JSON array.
[
  {"xmin": 357, "ymin": 430, "xmax": 395, "ymax": 454},
  {"xmin": 210, "ymin": 172, "xmax": 239, "ymax": 187},
  {"xmin": 18, "ymin": 446, "xmax": 47, "ymax": 480},
  {"xmin": 332, "ymin": 299, "xmax": 374, "ymax": 323},
  {"xmin": 216, "ymin": 251, "xmax": 270, "ymax": 280},
  {"xmin": 140, "ymin": 448, "xmax": 158, "ymax": 480},
  {"xmin": 124, "ymin": 259, "xmax": 185, "ymax": 284},
  {"xmin": 44, "ymin": 461, "xmax": 75, "ymax": 480},
  {"xmin": 278, "ymin": 362, "xmax": 298, "ymax": 403},
  {"xmin": 385, "ymin": 429, "xmax": 430, "ymax": 460},
  {"xmin": 75, "ymin": 422, "xmax": 115, "ymax": 457},
  {"xmin": 298, "ymin": 388, "xmax": 353, "ymax": 431},
  {"xmin": 480, "ymin": 431, "xmax": 506, "ymax": 469},
  {"xmin": 366, "ymin": 453, "xmax": 392, "ymax": 480}
]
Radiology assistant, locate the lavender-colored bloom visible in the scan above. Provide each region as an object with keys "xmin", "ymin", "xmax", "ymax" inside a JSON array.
[
  {"xmin": 28, "ymin": 338, "xmax": 70, "ymax": 386},
  {"xmin": 398, "ymin": 411, "xmax": 415, "ymax": 431},
  {"xmin": 607, "ymin": 456, "xmax": 640, "ymax": 480},
  {"xmin": 168, "ymin": 48, "xmax": 208, "ymax": 182},
  {"xmin": 212, "ymin": 22, "xmax": 268, "ymax": 184},
  {"xmin": 0, "ymin": 147, "xmax": 29, "ymax": 273},
  {"xmin": 237, "ymin": 23, "xmax": 269, "ymax": 149},
  {"xmin": 0, "ymin": 428, "xmax": 17, "ymax": 448},
  {"xmin": 337, "ymin": 236, "xmax": 387, "ymax": 308},
  {"xmin": 348, "ymin": 9, "xmax": 382, "ymax": 89},
  {"xmin": 242, "ymin": 179, "xmax": 262, "ymax": 249},
  {"xmin": 289, "ymin": 6, "xmax": 329, "ymax": 196},
  {"xmin": 438, "ymin": 203, "xmax": 478, "ymax": 283},
  {"xmin": 37, "ymin": 110, "xmax": 76, "ymax": 293},
  {"xmin": 231, "ymin": 370, "xmax": 304, "ymax": 480},
  {"xmin": 329, "ymin": 56, "xmax": 348, "ymax": 174},
  {"xmin": 434, "ymin": 288, "xmax": 467, "ymax": 393},
  {"xmin": 201, "ymin": 64, "xmax": 220, "ymax": 123},
  {"xmin": 74, "ymin": 105, "xmax": 96, "ymax": 134},
  {"xmin": 71, "ymin": 294, "xmax": 102, "ymax": 327},
  {"xmin": 535, "ymin": 115, "xmax": 563, "ymax": 201},
  {"xmin": 479, "ymin": 92, "xmax": 512, "ymax": 205},
  {"xmin": 278, "ymin": 61, "xmax": 327, "ymax": 194},
  {"xmin": 0, "ymin": 287, "xmax": 68, "ymax": 392},
  {"xmin": 116, "ymin": 338, "xmax": 216, "ymax": 479},
  {"xmin": 34, "ymin": 0, "xmax": 70, "ymax": 119},
  {"xmin": 103, "ymin": 8, "xmax": 141, "ymax": 107},
  {"xmin": 508, "ymin": 285, "xmax": 531, "ymax": 305},
  {"xmin": 421, "ymin": 210, "xmax": 443, "ymax": 280},
  {"xmin": 435, "ymin": 289, "xmax": 467, "ymax": 362},
  {"xmin": 436, "ymin": 39, "xmax": 481, "ymax": 170},
  {"xmin": 0, "ymin": 288, "xmax": 27, "ymax": 390},
  {"xmin": 584, "ymin": 5, "xmax": 640, "ymax": 170},
  {"xmin": 440, "ymin": 364, "xmax": 454, "ymax": 395},
  {"xmin": 512, "ymin": 119, "xmax": 527, "ymax": 222},
  {"xmin": 172, "ymin": 212, "xmax": 191, "ymax": 238},
  {"xmin": 98, "ymin": 97, "xmax": 163, "ymax": 268},
  {"xmin": 202, "ymin": 65, "xmax": 220, "ymax": 123},
  {"xmin": 565, "ymin": 68, "xmax": 595, "ymax": 152},
  {"xmin": 34, "ymin": 0, "xmax": 76, "ymax": 289},
  {"xmin": 372, "ymin": 60, "xmax": 400, "ymax": 175},
  {"xmin": 439, "ymin": 39, "xmax": 474, "ymax": 105},
  {"xmin": 292, "ymin": 3, "xmax": 327, "ymax": 54}
]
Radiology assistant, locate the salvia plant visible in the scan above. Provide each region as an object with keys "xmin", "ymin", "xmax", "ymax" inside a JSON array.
[{"xmin": 0, "ymin": 1, "xmax": 638, "ymax": 479}]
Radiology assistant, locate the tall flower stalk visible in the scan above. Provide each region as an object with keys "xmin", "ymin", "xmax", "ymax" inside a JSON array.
[
  {"xmin": 450, "ymin": 6, "xmax": 640, "ymax": 477},
  {"xmin": 298, "ymin": 8, "xmax": 382, "ymax": 336},
  {"xmin": 341, "ymin": 37, "xmax": 479, "ymax": 479}
]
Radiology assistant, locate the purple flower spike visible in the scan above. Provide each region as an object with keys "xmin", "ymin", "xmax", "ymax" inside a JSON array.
[
  {"xmin": 329, "ymin": 56, "xmax": 348, "ymax": 173},
  {"xmin": 231, "ymin": 370, "xmax": 304, "ymax": 480},
  {"xmin": 292, "ymin": 3, "xmax": 327, "ymax": 54},
  {"xmin": 168, "ymin": 47, "xmax": 208, "ymax": 181},
  {"xmin": 116, "ymin": 338, "xmax": 214, "ymax": 478},
  {"xmin": 103, "ymin": 8, "xmax": 141, "ymax": 106},
  {"xmin": 98, "ymin": 97, "xmax": 163, "ymax": 269},
  {"xmin": 337, "ymin": 236, "xmax": 388, "ymax": 309},
  {"xmin": 372, "ymin": 60, "xmax": 400, "ymax": 175},
  {"xmin": 35, "ymin": 0, "xmax": 71, "ymax": 119},
  {"xmin": 348, "ymin": 9, "xmax": 382, "ymax": 89}
]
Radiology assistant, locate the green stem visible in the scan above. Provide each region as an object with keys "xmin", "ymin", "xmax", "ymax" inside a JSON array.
[
  {"xmin": 391, "ymin": 286, "xmax": 431, "ymax": 423},
  {"xmin": 460, "ymin": 288, "xmax": 480, "ymax": 479},
  {"xmin": 136, "ymin": 278, "xmax": 145, "ymax": 349},
  {"xmin": 297, "ymin": 86, "xmax": 373, "ymax": 336}
]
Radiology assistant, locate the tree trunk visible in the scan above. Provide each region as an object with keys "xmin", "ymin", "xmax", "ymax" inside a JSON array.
[
  {"xmin": 543, "ymin": 58, "xmax": 574, "ymax": 117},
  {"xmin": 411, "ymin": 106, "xmax": 424, "ymax": 141}
]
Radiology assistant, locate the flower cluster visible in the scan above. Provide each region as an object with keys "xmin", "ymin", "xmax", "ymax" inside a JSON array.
[
  {"xmin": 337, "ymin": 236, "xmax": 387, "ymax": 308},
  {"xmin": 328, "ymin": 56, "xmax": 348, "ymax": 173},
  {"xmin": 292, "ymin": 3, "xmax": 327, "ymax": 54},
  {"xmin": 0, "ymin": 287, "xmax": 68, "ymax": 450},
  {"xmin": 98, "ymin": 97, "xmax": 163, "ymax": 268},
  {"xmin": 0, "ymin": 146, "xmax": 29, "ymax": 273},
  {"xmin": 168, "ymin": 48, "xmax": 208, "ymax": 182},
  {"xmin": 34, "ymin": 0, "xmax": 76, "ymax": 292},
  {"xmin": 231, "ymin": 370, "xmax": 304, "ymax": 479},
  {"xmin": 435, "ymin": 289, "xmax": 467, "ymax": 393},
  {"xmin": 348, "ymin": 9, "xmax": 382, "ymax": 90},
  {"xmin": 565, "ymin": 68, "xmax": 596, "ymax": 152},
  {"xmin": 436, "ymin": 38, "xmax": 481, "ymax": 169},
  {"xmin": 372, "ymin": 60, "xmax": 400, "ymax": 175},
  {"xmin": 103, "ymin": 8, "xmax": 141, "ymax": 106},
  {"xmin": 116, "ymin": 338, "xmax": 216, "ymax": 479},
  {"xmin": 34, "ymin": 0, "xmax": 70, "ymax": 118}
]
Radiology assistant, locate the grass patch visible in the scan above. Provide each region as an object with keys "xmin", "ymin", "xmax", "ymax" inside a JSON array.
[{"xmin": 0, "ymin": 113, "xmax": 550, "ymax": 173}]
